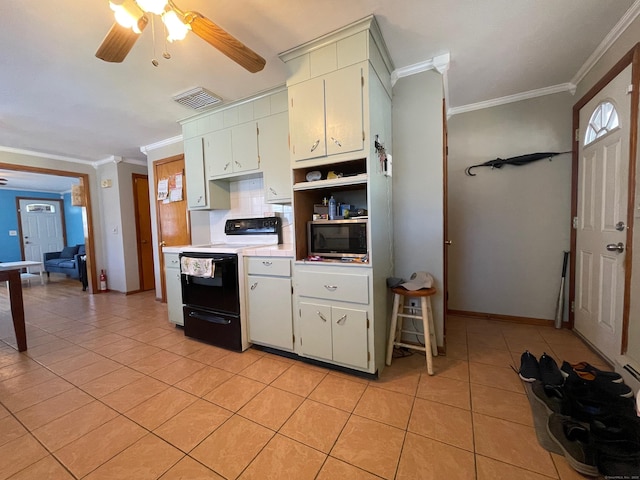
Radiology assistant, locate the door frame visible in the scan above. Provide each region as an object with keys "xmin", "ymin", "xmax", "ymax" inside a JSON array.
[
  {"xmin": 16, "ymin": 197, "xmax": 67, "ymax": 260},
  {"xmin": 153, "ymin": 154, "xmax": 190, "ymax": 303},
  {"xmin": 569, "ymin": 43, "xmax": 640, "ymax": 356},
  {"xmin": 0, "ymin": 162, "xmax": 97, "ymax": 293}
]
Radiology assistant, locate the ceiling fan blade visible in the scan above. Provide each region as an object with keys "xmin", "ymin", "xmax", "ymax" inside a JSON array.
[
  {"xmin": 95, "ymin": 16, "xmax": 149, "ymax": 63},
  {"xmin": 185, "ymin": 13, "xmax": 266, "ymax": 73}
]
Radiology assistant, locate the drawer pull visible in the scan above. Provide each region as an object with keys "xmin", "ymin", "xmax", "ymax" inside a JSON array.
[
  {"xmin": 324, "ymin": 284, "xmax": 338, "ymax": 292},
  {"xmin": 262, "ymin": 261, "xmax": 273, "ymax": 266},
  {"xmin": 235, "ymin": 160, "xmax": 243, "ymax": 168},
  {"xmin": 336, "ymin": 314, "xmax": 347, "ymax": 325},
  {"xmin": 316, "ymin": 311, "xmax": 328, "ymax": 322},
  {"xmin": 224, "ymin": 162, "xmax": 231, "ymax": 171},
  {"xmin": 269, "ymin": 187, "xmax": 277, "ymax": 195},
  {"xmin": 330, "ymin": 136, "xmax": 342, "ymax": 147},
  {"xmin": 250, "ymin": 282, "xmax": 258, "ymax": 290},
  {"xmin": 310, "ymin": 139, "xmax": 320, "ymax": 152}
]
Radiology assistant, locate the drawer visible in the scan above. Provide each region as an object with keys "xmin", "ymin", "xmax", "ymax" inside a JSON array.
[
  {"xmin": 246, "ymin": 257, "xmax": 291, "ymax": 277},
  {"xmin": 164, "ymin": 253, "xmax": 180, "ymax": 269},
  {"xmin": 296, "ymin": 271, "xmax": 369, "ymax": 304}
]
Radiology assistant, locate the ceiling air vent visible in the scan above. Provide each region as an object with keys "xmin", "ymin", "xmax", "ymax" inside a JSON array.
[{"xmin": 173, "ymin": 87, "xmax": 222, "ymax": 110}]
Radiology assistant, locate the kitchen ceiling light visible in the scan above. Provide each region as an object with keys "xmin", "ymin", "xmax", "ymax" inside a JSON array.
[
  {"xmin": 109, "ymin": 0, "xmax": 145, "ymax": 33},
  {"xmin": 162, "ymin": 9, "xmax": 190, "ymax": 42},
  {"xmin": 136, "ymin": 0, "xmax": 168, "ymax": 15}
]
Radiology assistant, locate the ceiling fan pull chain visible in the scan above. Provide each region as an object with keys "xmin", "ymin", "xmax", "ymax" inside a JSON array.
[
  {"xmin": 151, "ymin": 14, "xmax": 159, "ymax": 66},
  {"xmin": 162, "ymin": 19, "xmax": 171, "ymax": 59}
]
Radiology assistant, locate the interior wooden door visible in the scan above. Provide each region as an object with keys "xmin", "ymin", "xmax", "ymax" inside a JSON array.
[
  {"xmin": 132, "ymin": 174, "xmax": 155, "ymax": 291},
  {"xmin": 154, "ymin": 155, "xmax": 191, "ymax": 302}
]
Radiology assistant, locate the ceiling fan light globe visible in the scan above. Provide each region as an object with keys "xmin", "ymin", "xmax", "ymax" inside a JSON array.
[
  {"xmin": 135, "ymin": 0, "xmax": 167, "ymax": 15},
  {"xmin": 162, "ymin": 9, "xmax": 190, "ymax": 42},
  {"xmin": 110, "ymin": 0, "xmax": 145, "ymax": 33}
]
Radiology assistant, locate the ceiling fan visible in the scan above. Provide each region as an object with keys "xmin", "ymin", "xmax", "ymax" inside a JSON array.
[{"xmin": 96, "ymin": 0, "xmax": 266, "ymax": 73}]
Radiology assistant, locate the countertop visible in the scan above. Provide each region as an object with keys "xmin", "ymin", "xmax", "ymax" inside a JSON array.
[{"xmin": 162, "ymin": 244, "xmax": 294, "ymax": 257}]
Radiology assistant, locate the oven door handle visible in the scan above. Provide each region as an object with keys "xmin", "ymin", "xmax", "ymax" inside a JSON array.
[{"xmin": 188, "ymin": 311, "xmax": 231, "ymax": 325}]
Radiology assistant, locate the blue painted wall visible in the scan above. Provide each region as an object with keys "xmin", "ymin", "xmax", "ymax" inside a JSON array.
[
  {"xmin": 0, "ymin": 190, "xmax": 83, "ymax": 262},
  {"xmin": 63, "ymin": 192, "xmax": 85, "ymax": 246}
]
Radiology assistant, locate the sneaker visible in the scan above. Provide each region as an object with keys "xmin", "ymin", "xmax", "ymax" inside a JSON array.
[
  {"xmin": 560, "ymin": 361, "xmax": 623, "ymax": 383},
  {"xmin": 546, "ymin": 413, "xmax": 599, "ymax": 477},
  {"xmin": 539, "ymin": 353, "xmax": 564, "ymax": 387},
  {"xmin": 531, "ymin": 380, "xmax": 564, "ymax": 414},
  {"xmin": 562, "ymin": 362, "xmax": 633, "ymax": 399},
  {"xmin": 563, "ymin": 378, "xmax": 636, "ymax": 422},
  {"xmin": 591, "ymin": 415, "xmax": 640, "ymax": 477},
  {"xmin": 518, "ymin": 350, "xmax": 540, "ymax": 382}
]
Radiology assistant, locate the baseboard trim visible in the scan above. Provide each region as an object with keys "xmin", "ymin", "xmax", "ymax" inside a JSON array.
[{"xmin": 447, "ymin": 309, "xmax": 556, "ymax": 327}]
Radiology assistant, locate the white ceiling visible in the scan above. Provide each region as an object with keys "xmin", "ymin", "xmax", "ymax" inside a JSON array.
[
  {"xmin": 0, "ymin": 170, "xmax": 79, "ymax": 194},
  {"xmin": 0, "ymin": 0, "xmax": 636, "ymax": 168}
]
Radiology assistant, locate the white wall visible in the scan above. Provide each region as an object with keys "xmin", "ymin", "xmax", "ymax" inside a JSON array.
[
  {"xmin": 392, "ymin": 70, "xmax": 445, "ymax": 345},
  {"xmin": 447, "ymin": 92, "xmax": 573, "ymax": 320}
]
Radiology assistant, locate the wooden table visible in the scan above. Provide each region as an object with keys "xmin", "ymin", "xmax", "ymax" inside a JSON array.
[{"xmin": 0, "ymin": 268, "xmax": 27, "ymax": 351}]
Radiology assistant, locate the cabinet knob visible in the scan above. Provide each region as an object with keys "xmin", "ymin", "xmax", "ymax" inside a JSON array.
[
  {"xmin": 316, "ymin": 311, "xmax": 328, "ymax": 322},
  {"xmin": 336, "ymin": 314, "xmax": 347, "ymax": 325},
  {"xmin": 330, "ymin": 136, "xmax": 342, "ymax": 147},
  {"xmin": 235, "ymin": 161, "xmax": 242, "ymax": 168},
  {"xmin": 324, "ymin": 285, "xmax": 338, "ymax": 292},
  {"xmin": 310, "ymin": 139, "xmax": 320, "ymax": 152},
  {"xmin": 224, "ymin": 162, "xmax": 230, "ymax": 171},
  {"xmin": 250, "ymin": 282, "xmax": 258, "ymax": 290},
  {"xmin": 269, "ymin": 187, "xmax": 277, "ymax": 196},
  {"xmin": 262, "ymin": 261, "xmax": 272, "ymax": 266}
]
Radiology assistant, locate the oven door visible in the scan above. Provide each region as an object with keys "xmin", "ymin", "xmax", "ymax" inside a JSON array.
[{"xmin": 180, "ymin": 253, "xmax": 239, "ymax": 315}]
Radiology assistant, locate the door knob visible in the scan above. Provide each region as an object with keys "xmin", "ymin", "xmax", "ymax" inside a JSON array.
[
  {"xmin": 445, "ymin": 240, "xmax": 452, "ymax": 245},
  {"xmin": 606, "ymin": 242, "xmax": 625, "ymax": 253},
  {"xmin": 159, "ymin": 241, "xmax": 166, "ymax": 247}
]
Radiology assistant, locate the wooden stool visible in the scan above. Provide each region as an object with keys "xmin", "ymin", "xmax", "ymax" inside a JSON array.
[{"xmin": 386, "ymin": 286, "xmax": 438, "ymax": 375}]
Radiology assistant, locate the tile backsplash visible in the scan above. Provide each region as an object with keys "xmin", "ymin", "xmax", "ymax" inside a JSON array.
[{"xmin": 208, "ymin": 177, "xmax": 293, "ymax": 243}]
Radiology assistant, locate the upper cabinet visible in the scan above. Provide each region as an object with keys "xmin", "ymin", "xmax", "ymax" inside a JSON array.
[
  {"xmin": 280, "ymin": 16, "xmax": 393, "ymax": 167},
  {"xmin": 180, "ymin": 89, "xmax": 290, "ymax": 209},
  {"xmin": 289, "ymin": 65, "xmax": 364, "ymax": 162}
]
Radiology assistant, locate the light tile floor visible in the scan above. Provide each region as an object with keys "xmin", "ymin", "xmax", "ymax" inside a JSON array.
[{"xmin": 0, "ymin": 277, "xmax": 604, "ymax": 479}]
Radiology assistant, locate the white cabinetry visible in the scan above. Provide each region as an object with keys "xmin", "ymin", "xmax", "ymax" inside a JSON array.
[
  {"xmin": 289, "ymin": 64, "xmax": 364, "ymax": 163},
  {"xmin": 259, "ymin": 112, "xmax": 291, "ymax": 203},
  {"xmin": 295, "ymin": 266, "xmax": 370, "ymax": 371},
  {"xmin": 206, "ymin": 123, "xmax": 259, "ymax": 179},
  {"xmin": 164, "ymin": 252, "xmax": 183, "ymax": 326},
  {"xmin": 184, "ymin": 136, "xmax": 231, "ymax": 210},
  {"xmin": 246, "ymin": 257, "xmax": 293, "ymax": 351}
]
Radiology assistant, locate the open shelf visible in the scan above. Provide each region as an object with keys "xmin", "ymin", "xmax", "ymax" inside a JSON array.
[{"xmin": 293, "ymin": 173, "xmax": 368, "ymax": 191}]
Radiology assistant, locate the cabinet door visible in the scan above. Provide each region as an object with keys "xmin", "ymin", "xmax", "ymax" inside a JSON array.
[
  {"xmin": 204, "ymin": 129, "xmax": 233, "ymax": 178},
  {"xmin": 184, "ymin": 137, "xmax": 207, "ymax": 208},
  {"xmin": 232, "ymin": 122, "xmax": 259, "ymax": 173},
  {"xmin": 299, "ymin": 302, "xmax": 332, "ymax": 361},
  {"xmin": 332, "ymin": 306, "xmax": 368, "ymax": 369},
  {"xmin": 247, "ymin": 275, "xmax": 293, "ymax": 351},
  {"xmin": 259, "ymin": 112, "xmax": 291, "ymax": 203},
  {"xmin": 325, "ymin": 65, "xmax": 364, "ymax": 156},
  {"xmin": 165, "ymin": 267, "xmax": 184, "ymax": 325},
  {"xmin": 289, "ymin": 77, "xmax": 326, "ymax": 162}
]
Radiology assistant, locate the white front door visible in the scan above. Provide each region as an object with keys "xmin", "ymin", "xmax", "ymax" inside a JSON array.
[
  {"xmin": 574, "ymin": 65, "xmax": 631, "ymax": 361},
  {"xmin": 18, "ymin": 198, "xmax": 65, "ymax": 262}
]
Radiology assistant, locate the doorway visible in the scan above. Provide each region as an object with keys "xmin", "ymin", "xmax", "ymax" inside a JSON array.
[
  {"xmin": 17, "ymin": 197, "xmax": 66, "ymax": 262},
  {"xmin": 132, "ymin": 174, "xmax": 155, "ymax": 291},
  {"xmin": 570, "ymin": 45, "xmax": 640, "ymax": 364},
  {"xmin": 0, "ymin": 163, "xmax": 97, "ymax": 292}
]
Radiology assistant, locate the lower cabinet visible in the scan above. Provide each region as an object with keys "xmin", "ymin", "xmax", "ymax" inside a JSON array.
[
  {"xmin": 246, "ymin": 257, "xmax": 294, "ymax": 351},
  {"xmin": 299, "ymin": 302, "xmax": 369, "ymax": 370},
  {"xmin": 164, "ymin": 252, "xmax": 184, "ymax": 326}
]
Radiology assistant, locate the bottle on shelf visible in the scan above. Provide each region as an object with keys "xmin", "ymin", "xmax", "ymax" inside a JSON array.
[{"xmin": 328, "ymin": 196, "xmax": 337, "ymax": 220}]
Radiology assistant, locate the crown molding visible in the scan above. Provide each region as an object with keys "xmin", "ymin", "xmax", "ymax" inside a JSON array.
[
  {"xmin": 448, "ymin": 83, "xmax": 575, "ymax": 116},
  {"xmin": 140, "ymin": 135, "xmax": 183, "ymax": 156},
  {"xmin": 571, "ymin": 0, "xmax": 640, "ymax": 87},
  {"xmin": 391, "ymin": 53, "xmax": 450, "ymax": 87},
  {"xmin": 0, "ymin": 145, "xmax": 96, "ymax": 165}
]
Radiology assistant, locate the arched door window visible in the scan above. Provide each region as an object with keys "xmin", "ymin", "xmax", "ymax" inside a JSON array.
[{"xmin": 584, "ymin": 100, "xmax": 619, "ymax": 145}]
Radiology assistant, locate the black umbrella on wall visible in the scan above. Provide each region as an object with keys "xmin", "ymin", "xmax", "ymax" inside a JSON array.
[{"xmin": 465, "ymin": 151, "xmax": 571, "ymax": 176}]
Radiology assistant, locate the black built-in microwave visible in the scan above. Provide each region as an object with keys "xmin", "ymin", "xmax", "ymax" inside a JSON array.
[{"xmin": 307, "ymin": 218, "xmax": 368, "ymax": 259}]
